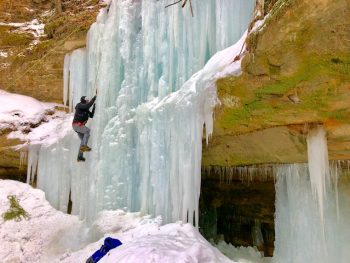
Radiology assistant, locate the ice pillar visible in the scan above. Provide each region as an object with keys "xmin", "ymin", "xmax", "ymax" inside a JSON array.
[{"xmin": 273, "ymin": 126, "xmax": 349, "ymax": 263}]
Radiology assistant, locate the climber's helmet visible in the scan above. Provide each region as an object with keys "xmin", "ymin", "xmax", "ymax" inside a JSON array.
[{"xmin": 80, "ymin": 96, "xmax": 90, "ymax": 104}]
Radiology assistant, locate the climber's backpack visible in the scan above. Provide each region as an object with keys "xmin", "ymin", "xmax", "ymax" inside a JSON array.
[{"xmin": 86, "ymin": 237, "xmax": 122, "ymax": 263}]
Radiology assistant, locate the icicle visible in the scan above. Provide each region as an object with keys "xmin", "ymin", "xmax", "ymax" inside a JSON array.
[
  {"xmin": 26, "ymin": 144, "xmax": 41, "ymax": 184},
  {"xmin": 252, "ymin": 219, "xmax": 263, "ymax": 247},
  {"xmin": 330, "ymin": 160, "xmax": 340, "ymax": 220},
  {"xmin": 63, "ymin": 54, "xmax": 70, "ymax": 108},
  {"xmin": 19, "ymin": 151, "xmax": 27, "ymax": 170},
  {"xmin": 68, "ymin": 49, "xmax": 88, "ymax": 112},
  {"xmin": 307, "ymin": 126, "xmax": 330, "ymax": 228},
  {"xmin": 273, "ymin": 134, "xmax": 350, "ymax": 263},
  {"xmin": 273, "ymin": 163, "xmax": 350, "ymax": 263}
]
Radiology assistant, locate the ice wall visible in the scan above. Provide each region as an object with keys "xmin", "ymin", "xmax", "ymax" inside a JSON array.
[
  {"xmin": 273, "ymin": 126, "xmax": 350, "ymax": 263},
  {"xmin": 32, "ymin": 0, "xmax": 256, "ymax": 224}
]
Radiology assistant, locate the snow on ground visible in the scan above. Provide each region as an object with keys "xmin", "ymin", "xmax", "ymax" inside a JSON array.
[
  {"xmin": 0, "ymin": 180, "xmax": 159, "ymax": 262},
  {"xmin": 0, "ymin": 180, "xmax": 268, "ymax": 263},
  {"xmin": 97, "ymin": 224, "xmax": 233, "ymax": 263},
  {"xmin": 0, "ymin": 19, "xmax": 45, "ymax": 38},
  {"xmin": 0, "ymin": 180, "xmax": 84, "ymax": 263}
]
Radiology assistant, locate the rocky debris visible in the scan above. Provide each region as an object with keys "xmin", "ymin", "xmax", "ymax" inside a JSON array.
[{"xmin": 287, "ymin": 94, "xmax": 300, "ymax": 104}]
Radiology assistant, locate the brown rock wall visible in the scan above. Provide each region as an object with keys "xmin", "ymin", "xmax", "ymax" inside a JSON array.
[{"xmin": 0, "ymin": 0, "xmax": 99, "ymax": 103}]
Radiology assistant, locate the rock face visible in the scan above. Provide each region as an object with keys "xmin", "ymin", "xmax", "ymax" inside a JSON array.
[
  {"xmin": 0, "ymin": 1, "xmax": 100, "ymax": 179},
  {"xmin": 0, "ymin": 0, "xmax": 99, "ymax": 103},
  {"xmin": 203, "ymin": 0, "xmax": 350, "ymax": 166},
  {"xmin": 203, "ymin": 125, "xmax": 307, "ymax": 166},
  {"xmin": 0, "ymin": 135, "xmax": 26, "ymax": 182}
]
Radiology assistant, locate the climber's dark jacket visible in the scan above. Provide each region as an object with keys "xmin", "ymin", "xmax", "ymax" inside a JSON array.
[{"xmin": 73, "ymin": 96, "xmax": 97, "ymax": 124}]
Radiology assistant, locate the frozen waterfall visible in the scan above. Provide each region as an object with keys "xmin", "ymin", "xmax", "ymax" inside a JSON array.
[
  {"xmin": 29, "ymin": 0, "xmax": 256, "ymax": 224},
  {"xmin": 273, "ymin": 126, "xmax": 350, "ymax": 263}
]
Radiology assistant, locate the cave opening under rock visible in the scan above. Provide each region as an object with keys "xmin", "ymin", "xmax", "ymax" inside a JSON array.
[{"xmin": 199, "ymin": 165, "xmax": 277, "ymax": 257}]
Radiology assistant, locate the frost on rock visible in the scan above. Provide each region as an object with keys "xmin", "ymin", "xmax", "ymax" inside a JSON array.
[{"xmin": 34, "ymin": 0, "xmax": 256, "ymax": 225}]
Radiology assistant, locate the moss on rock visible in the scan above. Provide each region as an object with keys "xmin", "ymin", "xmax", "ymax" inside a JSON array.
[
  {"xmin": 44, "ymin": 8, "xmax": 99, "ymax": 39},
  {"xmin": 0, "ymin": 30, "xmax": 33, "ymax": 46},
  {"xmin": 2, "ymin": 195, "xmax": 30, "ymax": 222}
]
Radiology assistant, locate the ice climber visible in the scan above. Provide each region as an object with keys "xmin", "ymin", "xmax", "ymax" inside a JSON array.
[{"xmin": 72, "ymin": 94, "xmax": 97, "ymax": 162}]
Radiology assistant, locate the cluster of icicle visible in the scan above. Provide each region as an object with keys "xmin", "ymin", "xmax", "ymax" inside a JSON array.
[
  {"xmin": 202, "ymin": 164, "xmax": 276, "ymax": 184},
  {"xmin": 27, "ymin": 0, "xmax": 256, "ymax": 225}
]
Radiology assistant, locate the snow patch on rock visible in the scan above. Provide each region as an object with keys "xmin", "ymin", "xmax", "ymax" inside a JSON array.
[
  {"xmin": 0, "ymin": 90, "xmax": 57, "ymax": 132},
  {"xmin": 0, "ymin": 51, "xmax": 8, "ymax": 58},
  {"xmin": 0, "ymin": 19, "xmax": 45, "ymax": 38}
]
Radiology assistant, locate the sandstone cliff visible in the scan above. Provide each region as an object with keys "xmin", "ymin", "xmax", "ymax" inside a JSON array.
[{"xmin": 203, "ymin": 0, "xmax": 350, "ymax": 166}]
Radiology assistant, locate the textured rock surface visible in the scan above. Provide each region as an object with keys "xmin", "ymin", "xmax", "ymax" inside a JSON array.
[
  {"xmin": 0, "ymin": 0, "xmax": 99, "ymax": 103},
  {"xmin": 203, "ymin": 125, "xmax": 307, "ymax": 166},
  {"xmin": 0, "ymin": 135, "xmax": 26, "ymax": 181}
]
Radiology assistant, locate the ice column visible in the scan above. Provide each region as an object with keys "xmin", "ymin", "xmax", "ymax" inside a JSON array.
[
  {"xmin": 26, "ymin": 144, "xmax": 40, "ymax": 184},
  {"xmin": 273, "ymin": 126, "xmax": 350, "ymax": 263},
  {"xmin": 63, "ymin": 54, "xmax": 70, "ymax": 108},
  {"xmin": 307, "ymin": 126, "xmax": 331, "ymax": 225},
  {"xmin": 35, "ymin": 0, "xmax": 256, "ymax": 224},
  {"xmin": 66, "ymin": 49, "xmax": 88, "ymax": 112}
]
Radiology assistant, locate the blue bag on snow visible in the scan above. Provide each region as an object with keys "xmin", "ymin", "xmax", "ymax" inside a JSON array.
[{"xmin": 86, "ymin": 237, "xmax": 122, "ymax": 263}]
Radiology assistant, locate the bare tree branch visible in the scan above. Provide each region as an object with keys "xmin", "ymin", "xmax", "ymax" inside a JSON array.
[
  {"xmin": 188, "ymin": 0, "xmax": 194, "ymax": 17},
  {"xmin": 165, "ymin": 0, "xmax": 194, "ymax": 17},
  {"xmin": 165, "ymin": 0, "xmax": 182, "ymax": 8}
]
